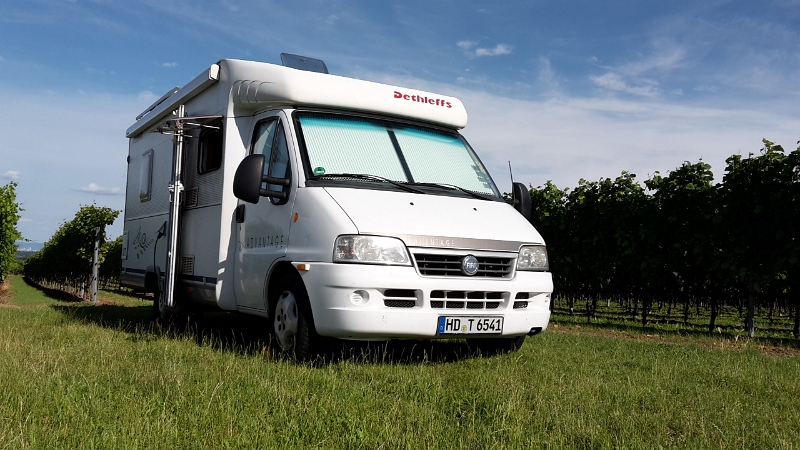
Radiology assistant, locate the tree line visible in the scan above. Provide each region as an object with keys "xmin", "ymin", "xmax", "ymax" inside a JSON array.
[
  {"xmin": 0, "ymin": 182, "xmax": 22, "ymax": 283},
  {"xmin": 529, "ymin": 139, "xmax": 800, "ymax": 338},
  {"xmin": 23, "ymin": 205, "xmax": 121, "ymax": 299}
]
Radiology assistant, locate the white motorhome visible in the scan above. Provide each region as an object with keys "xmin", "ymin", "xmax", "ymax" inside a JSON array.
[{"xmin": 120, "ymin": 55, "xmax": 552, "ymax": 359}]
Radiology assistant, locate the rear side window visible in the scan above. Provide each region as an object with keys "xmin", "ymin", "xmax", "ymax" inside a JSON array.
[
  {"xmin": 198, "ymin": 125, "xmax": 223, "ymax": 174},
  {"xmin": 139, "ymin": 149, "xmax": 153, "ymax": 202}
]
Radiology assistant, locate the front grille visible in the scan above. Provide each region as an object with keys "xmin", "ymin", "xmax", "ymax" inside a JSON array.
[
  {"xmin": 431, "ymin": 290, "xmax": 503, "ymax": 300},
  {"xmin": 513, "ymin": 301, "xmax": 529, "ymax": 309},
  {"xmin": 430, "ymin": 290, "xmax": 505, "ymax": 310},
  {"xmin": 383, "ymin": 289, "xmax": 417, "ymax": 308},
  {"xmin": 385, "ymin": 300, "xmax": 415, "ymax": 308},
  {"xmin": 414, "ymin": 253, "xmax": 513, "ymax": 278},
  {"xmin": 385, "ymin": 289, "xmax": 415, "ymax": 298}
]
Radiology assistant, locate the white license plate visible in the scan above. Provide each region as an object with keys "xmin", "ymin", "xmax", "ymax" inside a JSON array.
[{"xmin": 437, "ymin": 316, "xmax": 503, "ymax": 335}]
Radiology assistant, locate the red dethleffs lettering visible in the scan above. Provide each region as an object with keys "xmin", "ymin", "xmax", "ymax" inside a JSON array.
[{"xmin": 393, "ymin": 90, "xmax": 452, "ymax": 108}]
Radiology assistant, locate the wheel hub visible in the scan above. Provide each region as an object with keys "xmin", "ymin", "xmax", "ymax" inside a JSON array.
[{"xmin": 274, "ymin": 291, "xmax": 299, "ymax": 350}]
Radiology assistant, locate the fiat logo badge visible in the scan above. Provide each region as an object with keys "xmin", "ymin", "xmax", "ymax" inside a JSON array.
[{"xmin": 461, "ymin": 255, "xmax": 479, "ymax": 276}]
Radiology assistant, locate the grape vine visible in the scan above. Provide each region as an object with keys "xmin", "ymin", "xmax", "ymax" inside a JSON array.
[
  {"xmin": 0, "ymin": 182, "xmax": 22, "ymax": 283},
  {"xmin": 24, "ymin": 205, "xmax": 120, "ymax": 299},
  {"xmin": 529, "ymin": 139, "xmax": 800, "ymax": 338}
]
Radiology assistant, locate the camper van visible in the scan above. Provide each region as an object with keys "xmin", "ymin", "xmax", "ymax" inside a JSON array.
[{"xmin": 120, "ymin": 55, "xmax": 552, "ymax": 359}]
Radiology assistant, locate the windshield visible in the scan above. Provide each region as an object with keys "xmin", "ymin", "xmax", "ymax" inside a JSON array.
[{"xmin": 296, "ymin": 113, "xmax": 501, "ymax": 198}]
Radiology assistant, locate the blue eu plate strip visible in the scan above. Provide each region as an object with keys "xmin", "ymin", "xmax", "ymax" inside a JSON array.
[{"xmin": 437, "ymin": 316, "xmax": 446, "ymax": 334}]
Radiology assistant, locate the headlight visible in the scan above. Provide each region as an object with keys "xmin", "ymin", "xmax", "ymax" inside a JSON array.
[
  {"xmin": 333, "ymin": 235, "xmax": 411, "ymax": 265},
  {"xmin": 517, "ymin": 245, "xmax": 548, "ymax": 271}
]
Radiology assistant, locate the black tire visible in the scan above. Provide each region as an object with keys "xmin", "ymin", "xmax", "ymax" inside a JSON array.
[
  {"xmin": 468, "ymin": 335, "xmax": 526, "ymax": 355},
  {"xmin": 268, "ymin": 273, "xmax": 323, "ymax": 361},
  {"xmin": 152, "ymin": 286, "xmax": 198, "ymax": 332},
  {"xmin": 151, "ymin": 286, "xmax": 170, "ymax": 325}
]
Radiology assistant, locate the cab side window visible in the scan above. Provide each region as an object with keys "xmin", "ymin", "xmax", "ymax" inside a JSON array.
[
  {"xmin": 268, "ymin": 125, "xmax": 290, "ymax": 191},
  {"xmin": 252, "ymin": 118, "xmax": 291, "ymax": 204}
]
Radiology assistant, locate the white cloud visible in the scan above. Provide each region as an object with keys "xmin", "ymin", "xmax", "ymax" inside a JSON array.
[
  {"xmin": 458, "ymin": 41, "xmax": 512, "ymax": 58},
  {"xmin": 475, "ymin": 44, "xmax": 512, "ymax": 57},
  {"xmin": 162, "ymin": 62, "xmax": 178, "ymax": 68},
  {"xmin": 694, "ymin": 84, "xmax": 719, "ymax": 93},
  {"xmin": 138, "ymin": 90, "xmax": 158, "ymax": 102},
  {"xmin": 80, "ymin": 183, "xmax": 122, "ymax": 195},
  {"xmin": 590, "ymin": 44, "xmax": 685, "ymax": 98},
  {"xmin": 457, "ymin": 41, "xmax": 476, "ymax": 50},
  {"xmin": 620, "ymin": 47, "xmax": 686, "ymax": 77},
  {"xmin": 537, "ymin": 57, "xmax": 560, "ymax": 94},
  {"xmin": 590, "ymin": 72, "xmax": 659, "ymax": 97},
  {"xmin": 2, "ymin": 170, "xmax": 20, "ymax": 180}
]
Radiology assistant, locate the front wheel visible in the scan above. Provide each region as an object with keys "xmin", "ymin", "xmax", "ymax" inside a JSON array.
[{"xmin": 269, "ymin": 274, "xmax": 322, "ymax": 361}]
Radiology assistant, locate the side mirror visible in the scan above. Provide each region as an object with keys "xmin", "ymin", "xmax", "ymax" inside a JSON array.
[
  {"xmin": 233, "ymin": 154, "xmax": 290, "ymax": 204},
  {"xmin": 511, "ymin": 182, "xmax": 531, "ymax": 220}
]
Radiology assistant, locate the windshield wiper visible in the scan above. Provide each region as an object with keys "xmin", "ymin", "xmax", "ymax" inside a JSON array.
[
  {"xmin": 407, "ymin": 182, "xmax": 494, "ymax": 200},
  {"xmin": 309, "ymin": 173, "xmax": 425, "ymax": 194}
]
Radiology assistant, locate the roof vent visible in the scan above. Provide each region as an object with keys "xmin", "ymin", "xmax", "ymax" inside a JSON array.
[{"xmin": 280, "ymin": 53, "xmax": 328, "ymax": 74}]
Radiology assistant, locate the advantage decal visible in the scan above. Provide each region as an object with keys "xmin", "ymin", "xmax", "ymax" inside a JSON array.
[
  {"xmin": 394, "ymin": 90, "xmax": 452, "ymax": 108},
  {"xmin": 242, "ymin": 235, "xmax": 285, "ymax": 250}
]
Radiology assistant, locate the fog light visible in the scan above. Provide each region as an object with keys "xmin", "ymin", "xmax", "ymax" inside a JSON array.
[{"xmin": 350, "ymin": 290, "xmax": 369, "ymax": 305}]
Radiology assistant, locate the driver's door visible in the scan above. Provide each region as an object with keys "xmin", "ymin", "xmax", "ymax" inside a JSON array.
[{"xmin": 234, "ymin": 111, "xmax": 295, "ymax": 311}]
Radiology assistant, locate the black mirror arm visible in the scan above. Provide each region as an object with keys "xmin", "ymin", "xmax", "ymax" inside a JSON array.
[
  {"xmin": 262, "ymin": 175, "xmax": 291, "ymax": 187},
  {"xmin": 259, "ymin": 174, "xmax": 290, "ymax": 201},
  {"xmin": 258, "ymin": 189, "xmax": 288, "ymax": 201}
]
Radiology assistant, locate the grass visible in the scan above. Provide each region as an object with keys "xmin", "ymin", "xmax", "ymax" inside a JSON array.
[{"xmin": 1, "ymin": 276, "xmax": 799, "ymax": 449}]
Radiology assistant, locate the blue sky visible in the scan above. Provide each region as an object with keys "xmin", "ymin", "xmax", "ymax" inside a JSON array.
[{"xmin": 1, "ymin": 0, "xmax": 799, "ymax": 243}]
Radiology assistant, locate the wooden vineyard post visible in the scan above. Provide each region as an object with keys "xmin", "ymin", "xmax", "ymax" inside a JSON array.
[{"xmin": 92, "ymin": 226, "xmax": 102, "ymax": 303}]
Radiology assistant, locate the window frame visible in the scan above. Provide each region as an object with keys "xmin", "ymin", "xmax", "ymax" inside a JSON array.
[
  {"xmin": 139, "ymin": 149, "xmax": 154, "ymax": 203},
  {"xmin": 291, "ymin": 109, "xmax": 502, "ymax": 199},
  {"xmin": 197, "ymin": 121, "xmax": 224, "ymax": 175},
  {"xmin": 249, "ymin": 116, "xmax": 292, "ymax": 205}
]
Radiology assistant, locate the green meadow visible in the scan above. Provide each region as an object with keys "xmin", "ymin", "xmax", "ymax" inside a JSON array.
[{"xmin": 1, "ymin": 276, "xmax": 798, "ymax": 449}]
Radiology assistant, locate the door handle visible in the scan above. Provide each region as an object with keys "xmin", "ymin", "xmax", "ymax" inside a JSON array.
[{"xmin": 236, "ymin": 204, "xmax": 246, "ymax": 223}]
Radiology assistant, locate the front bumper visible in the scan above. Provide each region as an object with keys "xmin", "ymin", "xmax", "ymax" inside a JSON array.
[{"xmin": 297, "ymin": 262, "xmax": 552, "ymax": 339}]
